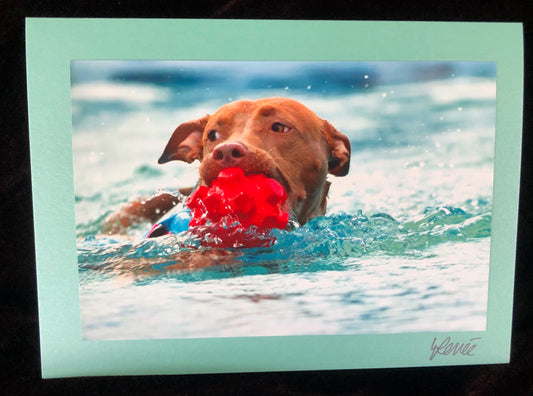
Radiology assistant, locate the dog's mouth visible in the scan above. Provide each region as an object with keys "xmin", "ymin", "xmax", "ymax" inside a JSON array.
[
  {"xmin": 204, "ymin": 165, "xmax": 293, "ymax": 216},
  {"xmin": 257, "ymin": 167, "xmax": 291, "ymax": 194},
  {"xmin": 262, "ymin": 169, "xmax": 292, "ymax": 214},
  {"xmin": 199, "ymin": 149, "xmax": 297, "ymax": 220},
  {"xmin": 204, "ymin": 164, "xmax": 290, "ymax": 194},
  {"xmin": 231, "ymin": 166, "xmax": 292, "ymax": 212},
  {"xmin": 245, "ymin": 168, "xmax": 295, "ymax": 222}
]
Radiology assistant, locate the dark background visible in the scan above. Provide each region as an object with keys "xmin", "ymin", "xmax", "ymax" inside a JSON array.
[{"xmin": 1, "ymin": 1, "xmax": 531, "ymax": 394}]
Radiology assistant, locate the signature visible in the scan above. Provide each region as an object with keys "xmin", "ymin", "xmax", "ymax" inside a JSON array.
[{"xmin": 429, "ymin": 336, "xmax": 481, "ymax": 361}]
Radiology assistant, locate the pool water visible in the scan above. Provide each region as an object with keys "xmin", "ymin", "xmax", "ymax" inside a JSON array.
[{"xmin": 72, "ymin": 61, "xmax": 495, "ymax": 340}]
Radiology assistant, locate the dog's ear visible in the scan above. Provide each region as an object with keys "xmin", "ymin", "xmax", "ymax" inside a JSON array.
[
  {"xmin": 323, "ymin": 120, "xmax": 351, "ymax": 176},
  {"xmin": 158, "ymin": 115, "xmax": 209, "ymax": 164}
]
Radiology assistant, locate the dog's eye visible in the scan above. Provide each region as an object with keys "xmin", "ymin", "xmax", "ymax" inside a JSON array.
[
  {"xmin": 207, "ymin": 130, "xmax": 220, "ymax": 142},
  {"xmin": 271, "ymin": 122, "xmax": 290, "ymax": 133}
]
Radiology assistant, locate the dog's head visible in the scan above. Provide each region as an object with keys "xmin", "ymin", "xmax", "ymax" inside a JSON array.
[{"xmin": 158, "ymin": 97, "xmax": 351, "ymax": 225}]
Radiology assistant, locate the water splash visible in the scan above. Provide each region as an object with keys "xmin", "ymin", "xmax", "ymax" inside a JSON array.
[{"xmin": 78, "ymin": 205, "xmax": 491, "ymax": 276}]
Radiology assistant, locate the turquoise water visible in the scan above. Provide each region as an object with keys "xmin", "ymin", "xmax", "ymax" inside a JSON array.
[{"xmin": 73, "ymin": 61, "xmax": 495, "ymax": 339}]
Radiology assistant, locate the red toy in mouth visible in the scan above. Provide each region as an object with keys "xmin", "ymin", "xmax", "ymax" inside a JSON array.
[{"xmin": 186, "ymin": 167, "xmax": 290, "ymax": 247}]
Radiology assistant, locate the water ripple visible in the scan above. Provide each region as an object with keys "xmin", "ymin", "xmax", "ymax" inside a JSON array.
[{"xmin": 78, "ymin": 204, "xmax": 491, "ymax": 278}]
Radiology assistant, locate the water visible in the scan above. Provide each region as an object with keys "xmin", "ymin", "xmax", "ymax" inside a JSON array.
[{"xmin": 72, "ymin": 61, "xmax": 495, "ymax": 340}]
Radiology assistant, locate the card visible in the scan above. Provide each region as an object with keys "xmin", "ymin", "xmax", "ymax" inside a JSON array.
[{"xmin": 26, "ymin": 19, "xmax": 523, "ymax": 378}]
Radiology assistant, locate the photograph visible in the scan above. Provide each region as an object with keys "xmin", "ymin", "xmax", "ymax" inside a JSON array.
[{"xmin": 72, "ymin": 60, "xmax": 496, "ymax": 340}]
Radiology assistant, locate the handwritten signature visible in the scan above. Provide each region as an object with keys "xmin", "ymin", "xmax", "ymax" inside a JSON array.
[{"xmin": 429, "ymin": 336, "xmax": 481, "ymax": 361}]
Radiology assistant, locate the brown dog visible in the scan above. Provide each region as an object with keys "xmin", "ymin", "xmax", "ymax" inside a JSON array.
[{"xmin": 102, "ymin": 97, "xmax": 350, "ymax": 233}]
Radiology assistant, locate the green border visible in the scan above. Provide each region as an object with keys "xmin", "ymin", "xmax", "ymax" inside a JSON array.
[{"xmin": 26, "ymin": 18, "xmax": 523, "ymax": 378}]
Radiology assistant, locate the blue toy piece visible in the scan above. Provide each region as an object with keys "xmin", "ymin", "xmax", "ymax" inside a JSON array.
[{"xmin": 146, "ymin": 204, "xmax": 191, "ymax": 238}]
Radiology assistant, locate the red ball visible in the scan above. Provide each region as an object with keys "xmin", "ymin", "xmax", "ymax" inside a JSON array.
[{"xmin": 186, "ymin": 167, "xmax": 289, "ymax": 247}]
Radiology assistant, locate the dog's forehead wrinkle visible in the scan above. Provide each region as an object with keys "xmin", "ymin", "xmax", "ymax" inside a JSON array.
[
  {"xmin": 208, "ymin": 115, "xmax": 230, "ymax": 129},
  {"xmin": 212, "ymin": 108, "xmax": 254, "ymax": 131},
  {"xmin": 253, "ymin": 103, "xmax": 303, "ymax": 127},
  {"xmin": 256, "ymin": 104, "xmax": 277, "ymax": 117}
]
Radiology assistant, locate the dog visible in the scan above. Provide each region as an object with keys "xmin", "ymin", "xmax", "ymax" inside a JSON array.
[{"xmin": 102, "ymin": 97, "xmax": 351, "ymax": 234}]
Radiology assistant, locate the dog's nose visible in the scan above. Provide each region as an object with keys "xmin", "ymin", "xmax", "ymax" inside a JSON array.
[{"xmin": 212, "ymin": 141, "xmax": 247, "ymax": 166}]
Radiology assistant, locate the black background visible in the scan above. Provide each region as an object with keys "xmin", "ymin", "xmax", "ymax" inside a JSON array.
[{"xmin": 1, "ymin": 1, "xmax": 532, "ymax": 394}]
